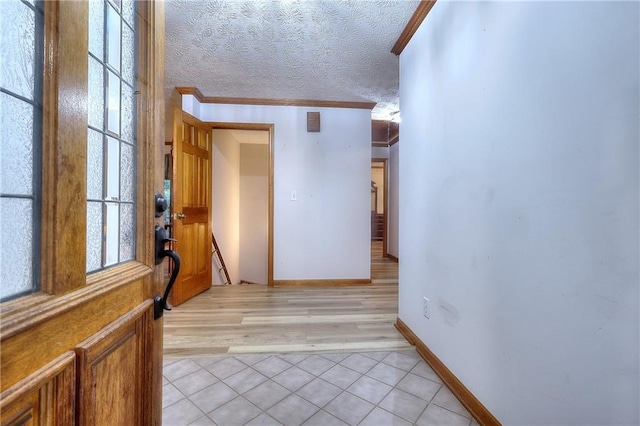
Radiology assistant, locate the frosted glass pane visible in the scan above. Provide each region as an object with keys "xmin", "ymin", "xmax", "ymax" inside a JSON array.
[
  {"xmin": 121, "ymin": 82, "xmax": 134, "ymax": 143},
  {"xmin": 106, "ymin": 70, "xmax": 120, "ymax": 134},
  {"xmin": 88, "ymin": 56, "xmax": 104, "ymax": 129},
  {"xmin": 122, "ymin": 0, "xmax": 134, "ymax": 26},
  {"xmin": 0, "ymin": 198, "xmax": 33, "ymax": 299},
  {"xmin": 86, "ymin": 201, "xmax": 103, "ymax": 272},
  {"xmin": 120, "ymin": 143, "xmax": 134, "ymax": 202},
  {"xmin": 119, "ymin": 203, "xmax": 134, "ymax": 261},
  {"xmin": 121, "ymin": 24, "xmax": 134, "ymax": 85},
  {"xmin": 0, "ymin": 93, "xmax": 33, "ymax": 195},
  {"xmin": 106, "ymin": 137, "xmax": 120, "ymax": 200},
  {"xmin": 87, "ymin": 129, "xmax": 104, "ymax": 200},
  {"xmin": 105, "ymin": 202, "xmax": 119, "ymax": 266},
  {"xmin": 106, "ymin": 4, "xmax": 121, "ymax": 72},
  {"xmin": 0, "ymin": 0, "xmax": 35, "ymax": 99},
  {"xmin": 88, "ymin": 0, "xmax": 104, "ymax": 59}
]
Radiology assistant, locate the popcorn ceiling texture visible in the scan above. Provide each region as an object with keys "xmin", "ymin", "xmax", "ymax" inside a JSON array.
[{"xmin": 165, "ymin": 0, "xmax": 420, "ymax": 118}]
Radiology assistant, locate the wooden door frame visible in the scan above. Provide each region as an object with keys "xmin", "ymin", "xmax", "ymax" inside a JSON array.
[
  {"xmin": 208, "ymin": 122, "xmax": 275, "ymax": 287},
  {"xmin": 372, "ymin": 158, "xmax": 389, "ymax": 258}
]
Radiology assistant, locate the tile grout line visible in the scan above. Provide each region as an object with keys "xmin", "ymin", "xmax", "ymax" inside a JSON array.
[{"xmin": 164, "ymin": 350, "xmax": 473, "ymax": 426}]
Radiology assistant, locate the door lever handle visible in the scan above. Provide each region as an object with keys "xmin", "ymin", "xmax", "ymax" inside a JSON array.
[{"xmin": 154, "ymin": 225, "xmax": 181, "ymax": 319}]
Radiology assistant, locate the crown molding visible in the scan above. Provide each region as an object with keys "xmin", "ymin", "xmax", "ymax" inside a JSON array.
[
  {"xmin": 391, "ymin": 0, "xmax": 437, "ymax": 55},
  {"xmin": 175, "ymin": 87, "xmax": 376, "ymax": 110}
]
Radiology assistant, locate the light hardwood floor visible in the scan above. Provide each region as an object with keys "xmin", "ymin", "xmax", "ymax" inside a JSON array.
[{"xmin": 163, "ymin": 242, "xmax": 410, "ymax": 357}]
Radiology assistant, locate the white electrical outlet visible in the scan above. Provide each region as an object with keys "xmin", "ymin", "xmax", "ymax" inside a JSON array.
[
  {"xmin": 290, "ymin": 191, "xmax": 297, "ymax": 201},
  {"xmin": 423, "ymin": 297, "xmax": 430, "ymax": 319}
]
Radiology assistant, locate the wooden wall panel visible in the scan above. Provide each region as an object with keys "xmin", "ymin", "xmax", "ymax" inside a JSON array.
[
  {"xmin": 75, "ymin": 301, "xmax": 154, "ymax": 426},
  {"xmin": 0, "ymin": 352, "xmax": 75, "ymax": 426}
]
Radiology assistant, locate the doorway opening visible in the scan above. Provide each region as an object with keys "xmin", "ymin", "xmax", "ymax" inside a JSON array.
[
  {"xmin": 210, "ymin": 124, "xmax": 274, "ymax": 286},
  {"xmin": 371, "ymin": 159, "xmax": 388, "ymax": 260}
]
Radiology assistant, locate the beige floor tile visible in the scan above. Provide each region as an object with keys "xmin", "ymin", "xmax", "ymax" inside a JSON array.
[
  {"xmin": 346, "ymin": 376, "xmax": 393, "ymax": 405},
  {"xmin": 320, "ymin": 353, "xmax": 350, "ymax": 363},
  {"xmin": 381, "ymin": 351, "xmax": 421, "ymax": 371},
  {"xmin": 301, "ymin": 410, "xmax": 348, "ymax": 426},
  {"xmin": 173, "ymin": 368, "xmax": 219, "ymax": 396},
  {"xmin": 359, "ymin": 351, "xmax": 390, "ymax": 361},
  {"xmin": 244, "ymin": 380, "xmax": 292, "ymax": 411},
  {"xmin": 359, "ymin": 407, "xmax": 412, "ymax": 426},
  {"xmin": 267, "ymin": 394, "xmax": 319, "ymax": 426},
  {"xmin": 296, "ymin": 355, "xmax": 335, "ymax": 376},
  {"xmin": 276, "ymin": 353, "xmax": 310, "ymax": 365},
  {"xmin": 365, "ymin": 362, "xmax": 407, "ymax": 387},
  {"xmin": 272, "ymin": 366, "xmax": 315, "ymax": 391},
  {"xmin": 164, "ymin": 359, "xmax": 203, "ymax": 381},
  {"xmin": 189, "ymin": 382, "xmax": 238, "ymax": 413},
  {"xmin": 206, "ymin": 357, "xmax": 248, "ymax": 380},
  {"xmin": 162, "ymin": 398, "xmax": 205, "ymax": 426},
  {"xmin": 324, "ymin": 391, "xmax": 374, "ymax": 425},
  {"xmin": 208, "ymin": 396, "xmax": 262, "ymax": 426},
  {"xmin": 187, "ymin": 415, "xmax": 216, "ymax": 426},
  {"xmin": 234, "ymin": 354, "xmax": 270, "ymax": 365},
  {"xmin": 410, "ymin": 361, "xmax": 443, "ymax": 384},
  {"xmin": 431, "ymin": 386, "xmax": 472, "ymax": 418},
  {"xmin": 416, "ymin": 404, "xmax": 471, "ymax": 426},
  {"xmin": 252, "ymin": 356, "xmax": 294, "ymax": 378},
  {"xmin": 319, "ymin": 365, "xmax": 361, "ymax": 389},
  {"xmin": 163, "ymin": 383, "xmax": 185, "ymax": 409},
  {"xmin": 339, "ymin": 353, "xmax": 378, "ymax": 374},
  {"xmin": 297, "ymin": 378, "xmax": 342, "ymax": 407},
  {"xmin": 163, "ymin": 349, "xmax": 477, "ymax": 426},
  {"xmin": 193, "ymin": 356, "xmax": 225, "ymax": 368},
  {"xmin": 378, "ymin": 388, "xmax": 429, "ymax": 424},
  {"xmin": 223, "ymin": 367, "xmax": 269, "ymax": 394},
  {"xmin": 245, "ymin": 413, "xmax": 284, "ymax": 426},
  {"xmin": 396, "ymin": 373, "xmax": 441, "ymax": 401}
]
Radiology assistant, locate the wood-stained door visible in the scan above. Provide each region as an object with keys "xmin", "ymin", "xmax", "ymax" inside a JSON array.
[
  {"xmin": 170, "ymin": 108, "xmax": 212, "ymax": 306},
  {"xmin": 0, "ymin": 1, "xmax": 165, "ymax": 424}
]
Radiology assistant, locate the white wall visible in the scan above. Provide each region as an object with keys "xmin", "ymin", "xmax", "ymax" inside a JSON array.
[
  {"xmin": 399, "ymin": 2, "xmax": 639, "ymax": 424},
  {"xmin": 185, "ymin": 98, "xmax": 371, "ymax": 280},
  {"xmin": 212, "ymin": 129, "xmax": 240, "ymax": 285},
  {"xmin": 240, "ymin": 143, "xmax": 269, "ymax": 284},
  {"xmin": 371, "ymin": 146, "xmax": 389, "ymax": 159},
  {"xmin": 388, "ymin": 142, "xmax": 399, "ymax": 258}
]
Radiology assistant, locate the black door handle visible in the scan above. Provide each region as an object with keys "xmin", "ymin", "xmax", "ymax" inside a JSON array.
[
  {"xmin": 153, "ymin": 193, "xmax": 181, "ymax": 319},
  {"xmin": 154, "ymin": 225, "xmax": 181, "ymax": 319}
]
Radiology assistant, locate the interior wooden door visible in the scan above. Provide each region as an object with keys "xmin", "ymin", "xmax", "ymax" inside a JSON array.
[
  {"xmin": 0, "ymin": 1, "xmax": 165, "ymax": 424},
  {"xmin": 170, "ymin": 108, "xmax": 213, "ymax": 306}
]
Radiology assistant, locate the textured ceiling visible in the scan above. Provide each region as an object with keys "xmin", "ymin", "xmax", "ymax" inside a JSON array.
[{"xmin": 165, "ymin": 0, "xmax": 420, "ymax": 119}]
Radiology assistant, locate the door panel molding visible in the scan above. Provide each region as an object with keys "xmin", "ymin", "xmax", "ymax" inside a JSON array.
[
  {"xmin": 1, "ymin": 262, "xmax": 152, "ymax": 340},
  {"xmin": 1, "ymin": 276, "xmax": 150, "ymax": 391},
  {"xmin": 75, "ymin": 300, "xmax": 154, "ymax": 425},
  {"xmin": 0, "ymin": 352, "xmax": 75, "ymax": 425}
]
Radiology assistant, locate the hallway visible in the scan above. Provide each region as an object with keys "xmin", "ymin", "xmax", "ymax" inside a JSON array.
[
  {"xmin": 163, "ymin": 242, "xmax": 407, "ymax": 356},
  {"xmin": 162, "ymin": 244, "xmax": 476, "ymax": 425}
]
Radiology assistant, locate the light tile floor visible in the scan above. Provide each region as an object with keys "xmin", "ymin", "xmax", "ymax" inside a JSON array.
[{"xmin": 163, "ymin": 350, "xmax": 479, "ymax": 426}]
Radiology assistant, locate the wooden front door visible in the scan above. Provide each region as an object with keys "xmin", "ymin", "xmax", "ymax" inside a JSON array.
[
  {"xmin": 170, "ymin": 108, "xmax": 212, "ymax": 305},
  {"xmin": 0, "ymin": 1, "xmax": 165, "ymax": 424}
]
